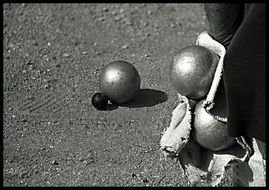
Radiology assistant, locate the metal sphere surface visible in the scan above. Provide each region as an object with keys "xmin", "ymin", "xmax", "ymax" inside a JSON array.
[
  {"xmin": 169, "ymin": 45, "xmax": 219, "ymax": 100},
  {"xmin": 99, "ymin": 60, "xmax": 141, "ymax": 104},
  {"xmin": 92, "ymin": 92, "xmax": 108, "ymax": 110},
  {"xmin": 192, "ymin": 99, "xmax": 235, "ymax": 151}
]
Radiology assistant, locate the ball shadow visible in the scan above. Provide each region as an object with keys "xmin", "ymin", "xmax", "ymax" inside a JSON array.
[
  {"xmin": 106, "ymin": 103, "xmax": 119, "ymax": 111},
  {"xmin": 120, "ymin": 88, "xmax": 168, "ymax": 108}
]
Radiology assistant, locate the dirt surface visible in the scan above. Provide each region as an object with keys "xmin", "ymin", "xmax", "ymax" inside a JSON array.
[{"xmin": 3, "ymin": 3, "xmax": 232, "ymax": 186}]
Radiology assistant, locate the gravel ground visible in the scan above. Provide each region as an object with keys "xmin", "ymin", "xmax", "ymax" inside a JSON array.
[{"xmin": 3, "ymin": 3, "xmax": 232, "ymax": 186}]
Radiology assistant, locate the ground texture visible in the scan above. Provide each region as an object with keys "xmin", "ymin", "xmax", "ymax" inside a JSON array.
[{"xmin": 3, "ymin": 3, "xmax": 231, "ymax": 186}]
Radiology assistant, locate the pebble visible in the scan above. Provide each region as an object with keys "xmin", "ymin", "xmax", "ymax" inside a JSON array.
[
  {"xmin": 143, "ymin": 178, "xmax": 149, "ymax": 183},
  {"xmin": 62, "ymin": 53, "xmax": 70, "ymax": 58},
  {"xmin": 27, "ymin": 60, "xmax": 34, "ymax": 65},
  {"xmin": 28, "ymin": 65, "xmax": 34, "ymax": 70},
  {"xmin": 103, "ymin": 7, "xmax": 108, "ymax": 12},
  {"xmin": 51, "ymin": 160, "xmax": 59, "ymax": 165},
  {"xmin": 44, "ymin": 84, "xmax": 49, "ymax": 89},
  {"xmin": 170, "ymin": 23, "xmax": 176, "ymax": 28},
  {"xmin": 82, "ymin": 51, "xmax": 88, "ymax": 55},
  {"xmin": 122, "ymin": 45, "xmax": 128, "ymax": 49},
  {"xmin": 98, "ymin": 17, "xmax": 105, "ymax": 22},
  {"xmin": 143, "ymin": 22, "xmax": 149, "ymax": 27},
  {"xmin": 21, "ymin": 118, "xmax": 27, "ymax": 122},
  {"xmin": 82, "ymin": 160, "xmax": 88, "ymax": 165},
  {"xmin": 114, "ymin": 16, "xmax": 120, "ymax": 21}
]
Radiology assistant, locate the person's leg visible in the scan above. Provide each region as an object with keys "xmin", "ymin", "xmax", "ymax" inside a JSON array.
[{"xmin": 223, "ymin": 4, "xmax": 265, "ymax": 142}]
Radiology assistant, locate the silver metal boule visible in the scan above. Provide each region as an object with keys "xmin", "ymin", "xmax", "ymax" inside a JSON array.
[
  {"xmin": 169, "ymin": 45, "xmax": 219, "ymax": 100},
  {"xmin": 192, "ymin": 99, "xmax": 235, "ymax": 151},
  {"xmin": 99, "ymin": 60, "xmax": 141, "ymax": 104}
]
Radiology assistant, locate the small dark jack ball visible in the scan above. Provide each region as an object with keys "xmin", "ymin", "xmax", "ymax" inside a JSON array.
[{"xmin": 92, "ymin": 92, "xmax": 108, "ymax": 110}]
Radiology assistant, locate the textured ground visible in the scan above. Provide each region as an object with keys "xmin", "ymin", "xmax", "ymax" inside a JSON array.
[{"xmin": 2, "ymin": 3, "xmax": 232, "ymax": 186}]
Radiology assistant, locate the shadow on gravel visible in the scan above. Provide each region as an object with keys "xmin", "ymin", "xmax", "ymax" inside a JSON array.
[
  {"xmin": 106, "ymin": 103, "xmax": 119, "ymax": 111},
  {"xmin": 120, "ymin": 88, "xmax": 168, "ymax": 108}
]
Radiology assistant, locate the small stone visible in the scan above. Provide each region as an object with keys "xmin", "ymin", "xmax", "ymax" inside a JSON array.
[
  {"xmin": 11, "ymin": 114, "xmax": 16, "ymax": 118},
  {"xmin": 170, "ymin": 23, "xmax": 176, "ymax": 28},
  {"xmin": 21, "ymin": 118, "xmax": 27, "ymax": 122},
  {"xmin": 82, "ymin": 51, "xmax": 88, "ymax": 55},
  {"xmin": 145, "ymin": 54, "xmax": 149, "ymax": 58},
  {"xmin": 47, "ymin": 42, "xmax": 51, "ymax": 46},
  {"xmin": 98, "ymin": 17, "xmax": 105, "ymax": 22},
  {"xmin": 22, "ymin": 70, "xmax": 27, "ymax": 73},
  {"xmin": 62, "ymin": 53, "xmax": 70, "ymax": 58},
  {"xmin": 82, "ymin": 160, "xmax": 88, "ymax": 165},
  {"xmin": 27, "ymin": 60, "xmax": 34, "ymax": 65},
  {"xmin": 122, "ymin": 45, "xmax": 128, "ymax": 49},
  {"xmin": 44, "ymin": 84, "xmax": 49, "ymax": 89},
  {"xmin": 143, "ymin": 22, "xmax": 148, "ymax": 27},
  {"xmin": 143, "ymin": 178, "xmax": 149, "ymax": 183},
  {"xmin": 103, "ymin": 7, "xmax": 108, "ymax": 12},
  {"xmin": 28, "ymin": 65, "xmax": 34, "ymax": 70},
  {"xmin": 114, "ymin": 16, "xmax": 120, "ymax": 21}
]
